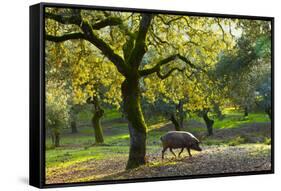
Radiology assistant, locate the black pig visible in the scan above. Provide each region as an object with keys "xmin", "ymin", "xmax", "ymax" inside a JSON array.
[{"xmin": 160, "ymin": 131, "xmax": 202, "ymax": 159}]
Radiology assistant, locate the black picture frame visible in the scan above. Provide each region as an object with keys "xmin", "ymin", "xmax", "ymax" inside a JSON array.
[{"xmin": 30, "ymin": 2, "xmax": 274, "ymax": 188}]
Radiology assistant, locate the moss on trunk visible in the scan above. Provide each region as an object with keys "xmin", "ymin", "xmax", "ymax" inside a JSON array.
[
  {"xmin": 121, "ymin": 78, "xmax": 147, "ymax": 169},
  {"xmin": 170, "ymin": 113, "xmax": 181, "ymax": 131},
  {"xmin": 88, "ymin": 96, "xmax": 105, "ymax": 144},
  {"xmin": 202, "ymin": 109, "xmax": 214, "ymax": 136},
  {"xmin": 92, "ymin": 109, "xmax": 104, "ymax": 144}
]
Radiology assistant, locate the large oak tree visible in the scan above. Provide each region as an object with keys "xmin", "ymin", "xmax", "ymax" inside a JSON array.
[{"xmin": 45, "ymin": 8, "xmax": 235, "ymax": 169}]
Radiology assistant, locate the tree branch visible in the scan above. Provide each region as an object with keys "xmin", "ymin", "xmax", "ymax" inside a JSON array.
[
  {"xmin": 46, "ymin": 11, "xmax": 129, "ymax": 76},
  {"xmin": 45, "ymin": 12, "xmax": 81, "ymax": 25},
  {"xmin": 157, "ymin": 15, "xmax": 183, "ymax": 25},
  {"xmin": 127, "ymin": 14, "xmax": 153, "ymax": 67},
  {"xmin": 46, "ymin": 12, "xmax": 122, "ymax": 30},
  {"xmin": 139, "ymin": 54, "xmax": 198, "ymax": 76},
  {"xmin": 91, "ymin": 17, "xmax": 123, "ymax": 29},
  {"xmin": 46, "ymin": 33, "xmax": 86, "ymax": 42},
  {"xmin": 157, "ymin": 67, "xmax": 185, "ymax": 79},
  {"xmin": 80, "ymin": 20, "xmax": 129, "ymax": 75},
  {"xmin": 215, "ymin": 18, "xmax": 225, "ymax": 42}
]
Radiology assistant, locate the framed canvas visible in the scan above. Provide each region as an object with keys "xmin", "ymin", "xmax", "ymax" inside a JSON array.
[{"xmin": 29, "ymin": 2, "xmax": 274, "ymax": 188}]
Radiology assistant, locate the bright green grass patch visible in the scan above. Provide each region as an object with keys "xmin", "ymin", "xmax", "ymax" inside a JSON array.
[
  {"xmin": 77, "ymin": 109, "xmax": 122, "ymax": 122},
  {"xmin": 103, "ymin": 109, "xmax": 122, "ymax": 121},
  {"xmin": 46, "ymin": 146, "xmax": 129, "ymax": 169},
  {"xmin": 213, "ymin": 112, "xmax": 269, "ymax": 129},
  {"xmin": 77, "ymin": 110, "xmax": 92, "ymax": 121},
  {"xmin": 46, "ymin": 144, "xmax": 161, "ymax": 171}
]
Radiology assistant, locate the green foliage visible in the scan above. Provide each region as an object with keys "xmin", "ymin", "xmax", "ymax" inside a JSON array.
[
  {"xmin": 46, "ymin": 81, "xmax": 70, "ymax": 144},
  {"xmin": 263, "ymin": 137, "xmax": 271, "ymax": 145},
  {"xmin": 228, "ymin": 136, "xmax": 247, "ymax": 146}
]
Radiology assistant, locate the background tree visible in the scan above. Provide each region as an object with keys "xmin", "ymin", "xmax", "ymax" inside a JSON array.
[
  {"xmin": 214, "ymin": 19, "xmax": 271, "ymax": 117},
  {"xmin": 46, "ymin": 80, "xmax": 70, "ymax": 147}
]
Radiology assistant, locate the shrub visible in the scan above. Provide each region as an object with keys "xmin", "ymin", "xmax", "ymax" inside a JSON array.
[
  {"xmin": 228, "ymin": 136, "xmax": 246, "ymax": 146},
  {"xmin": 263, "ymin": 137, "xmax": 271, "ymax": 145},
  {"xmin": 46, "ymin": 82, "xmax": 70, "ymax": 147}
]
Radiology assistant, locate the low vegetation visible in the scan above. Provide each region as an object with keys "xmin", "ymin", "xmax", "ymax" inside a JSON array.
[{"xmin": 46, "ymin": 110, "xmax": 271, "ymax": 183}]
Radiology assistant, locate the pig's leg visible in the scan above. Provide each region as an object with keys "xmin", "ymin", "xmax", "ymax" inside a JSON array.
[
  {"xmin": 178, "ymin": 148, "xmax": 184, "ymax": 157},
  {"xmin": 187, "ymin": 148, "xmax": 192, "ymax": 157},
  {"xmin": 169, "ymin": 148, "xmax": 177, "ymax": 158},
  {"xmin": 162, "ymin": 147, "xmax": 167, "ymax": 159}
]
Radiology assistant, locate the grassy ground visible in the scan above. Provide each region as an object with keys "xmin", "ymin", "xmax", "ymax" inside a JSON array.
[{"xmin": 45, "ymin": 109, "xmax": 271, "ymax": 184}]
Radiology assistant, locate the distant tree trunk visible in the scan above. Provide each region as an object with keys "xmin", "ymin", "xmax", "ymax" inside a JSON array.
[
  {"xmin": 71, "ymin": 121, "xmax": 78, "ymax": 134},
  {"xmin": 88, "ymin": 96, "xmax": 104, "ymax": 144},
  {"xmin": 70, "ymin": 105, "xmax": 78, "ymax": 134},
  {"xmin": 51, "ymin": 132, "xmax": 60, "ymax": 147},
  {"xmin": 177, "ymin": 100, "xmax": 185, "ymax": 128},
  {"xmin": 122, "ymin": 78, "xmax": 147, "ymax": 170},
  {"xmin": 170, "ymin": 113, "xmax": 181, "ymax": 131},
  {"xmin": 201, "ymin": 109, "xmax": 214, "ymax": 136},
  {"xmin": 92, "ymin": 109, "xmax": 104, "ymax": 144},
  {"xmin": 54, "ymin": 133, "xmax": 60, "ymax": 147},
  {"xmin": 265, "ymin": 107, "xmax": 272, "ymax": 121},
  {"xmin": 244, "ymin": 106, "xmax": 249, "ymax": 117},
  {"xmin": 213, "ymin": 102, "xmax": 224, "ymax": 120}
]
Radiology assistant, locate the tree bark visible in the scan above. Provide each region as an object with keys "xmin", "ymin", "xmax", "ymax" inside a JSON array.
[
  {"xmin": 244, "ymin": 106, "xmax": 249, "ymax": 117},
  {"xmin": 90, "ymin": 97, "xmax": 104, "ymax": 144},
  {"xmin": 202, "ymin": 109, "xmax": 214, "ymax": 136},
  {"xmin": 265, "ymin": 107, "xmax": 271, "ymax": 121},
  {"xmin": 70, "ymin": 105, "xmax": 79, "ymax": 134},
  {"xmin": 54, "ymin": 133, "xmax": 60, "ymax": 147},
  {"xmin": 170, "ymin": 113, "xmax": 181, "ymax": 131},
  {"xmin": 121, "ymin": 78, "xmax": 147, "ymax": 170},
  {"xmin": 71, "ymin": 121, "xmax": 78, "ymax": 134},
  {"xmin": 92, "ymin": 110, "xmax": 104, "ymax": 144},
  {"xmin": 177, "ymin": 100, "xmax": 185, "ymax": 128},
  {"xmin": 51, "ymin": 132, "xmax": 60, "ymax": 147}
]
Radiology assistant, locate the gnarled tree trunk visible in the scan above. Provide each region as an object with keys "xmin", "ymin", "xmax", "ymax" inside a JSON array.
[
  {"xmin": 88, "ymin": 97, "xmax": 104, "ymax": 144},
  {"xmin": 265, "ymin": 107, "xmax": 271, "ymax": 121},
  {"xmin": 244, "ymin": 106, "xmax": 249, "ymax": 117},
  {"xmin": 92, "ymin": 109, "xmax": 104, "ymax": 144},
  {"xmin": 170, "ymin": 113, "xmax": 181, "ymax": 131},
  {"xmin": 54, "ymin": 133, "xmax": 60, "ymax": 147},
  {"xmin": 70, "ymin": 105, "xmax": 78, "ymax": 134},
  {"xmin": 71, "ymin": 121, "xmax": 78, "ymax": 134},
  {"xmin": 122, "ymin": 78, "xmax": 147, "ymax": 170},
  {"xmin": 202, "ymin": 109, "xmax": 214, "ymax": 136},
  {"xmin": 177, "ymin": 100, "xmax": 185, "ymax": 128},
  {"xmin": 51, "ymin": 132, "xmax": 60, "ymax": 147}
]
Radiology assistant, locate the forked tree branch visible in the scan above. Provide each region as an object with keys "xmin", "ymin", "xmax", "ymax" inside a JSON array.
[
  {"xmin": 156, "ymin": 67, "xmax": 185, "ymax": 79},
  {"xmin": 79, "ymin": 20, "xmax": 129, "ymax": 75},
  {"xmin": 45, "ymin": 11, "xmax": 129, "ymax": 76},
  {"xmin": 139, "ymin": 54, "xmax": 197, "ymax": 77},
  {"xmin": 215, "ymin": 18, "xmax": 225, "ymax": 42},
  {"xmin": 127, "ymin": 14, "xmax": 153, "ymax": 67},
  {"xmin": 91, "ymin": 17, "xmax": 123, "ymax": 29},
  {"xmin": 45, "ymin": 12, "xmax": 122, "ymax": 30},
  {"xmin": 45, "ymin": 33, "xmax": 86, "ymax": 42},
  {"xmin": 45, "ymin": 12, "xmax": 81, "ymax": 25}
]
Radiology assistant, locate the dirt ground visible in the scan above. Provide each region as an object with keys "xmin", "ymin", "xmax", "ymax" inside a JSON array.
[{"xmin": 46, "ymin": 144, "xmax": 271, "ymax": 184}]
